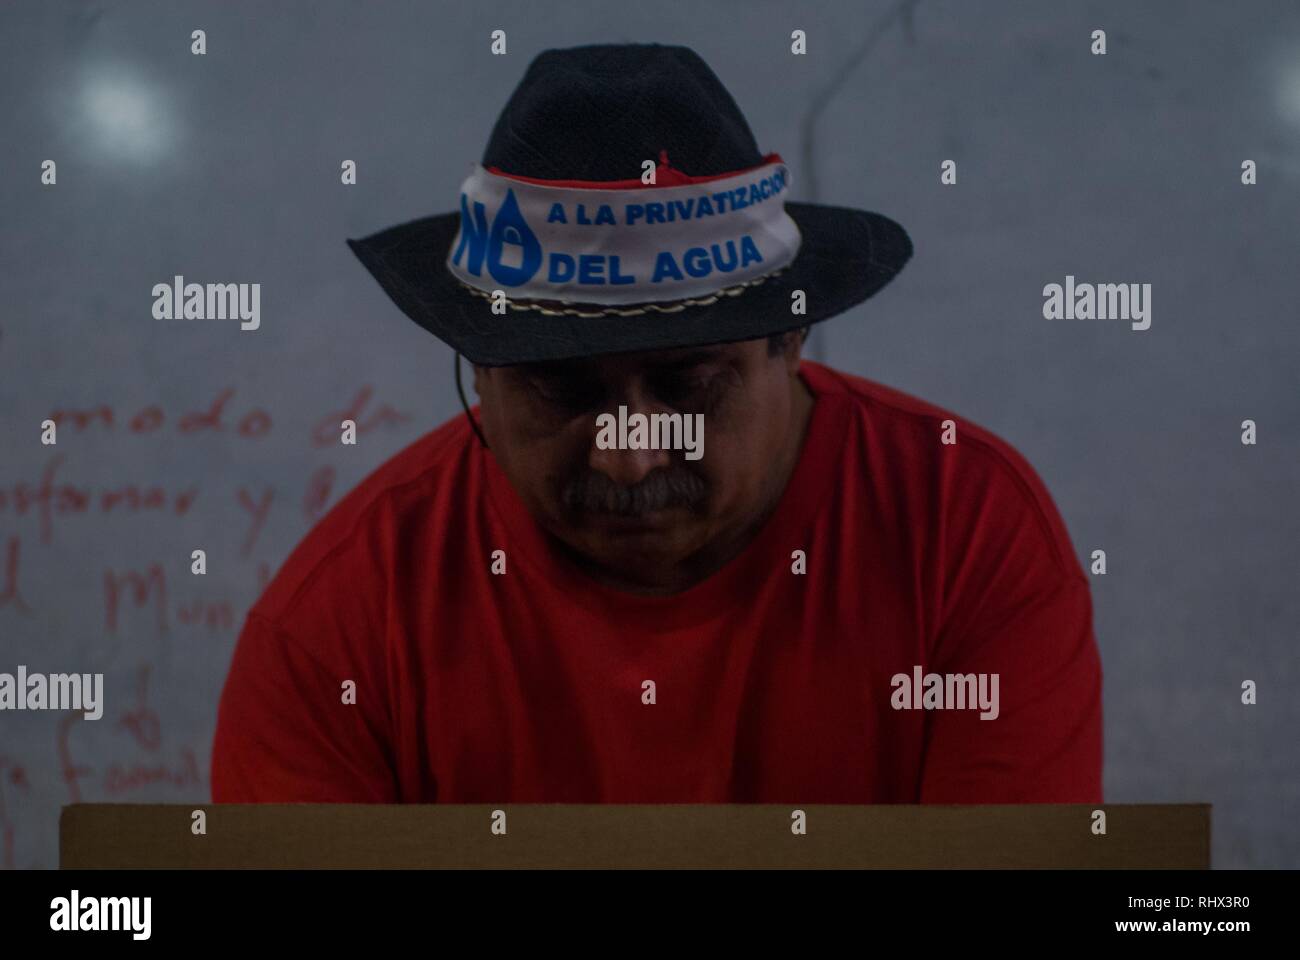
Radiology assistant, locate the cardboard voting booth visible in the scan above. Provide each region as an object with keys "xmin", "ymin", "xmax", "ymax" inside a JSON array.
[{"xmin": 60, "ymin": 803, "xmax": 1211, "ymax": 869}]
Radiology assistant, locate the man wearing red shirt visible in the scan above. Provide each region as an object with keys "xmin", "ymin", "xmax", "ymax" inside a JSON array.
[{"xmin": 211, "ymin": 43, "xmax": 1101, "ymax": 804}]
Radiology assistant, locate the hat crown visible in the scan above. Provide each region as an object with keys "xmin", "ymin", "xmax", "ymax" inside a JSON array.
[{"xmin": 481, "ymin": 44, "xmax": 764, "ymax": 181}]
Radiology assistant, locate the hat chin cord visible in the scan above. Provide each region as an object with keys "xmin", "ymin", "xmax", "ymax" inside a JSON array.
[{"xmin": 455, "ymin": 352, "xmax": 491, "ymax": 450}]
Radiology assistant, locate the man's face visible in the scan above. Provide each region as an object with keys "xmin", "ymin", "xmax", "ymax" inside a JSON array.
[{"xmin": 474, "ymin": 334, "xmax": 807, "ymax": 590}]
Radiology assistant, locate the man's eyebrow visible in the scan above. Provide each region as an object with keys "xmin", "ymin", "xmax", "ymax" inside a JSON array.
[
  {"xmin": 520, "ymin": 360, "xmax": 591, "ymax": 379},
  {"xmin": 519, "ymin": 349, "xmax": 725, "ymax": 379},
  {"xmin": 644, "ymin": 348, "xmax": 726, "ymax": 370}
]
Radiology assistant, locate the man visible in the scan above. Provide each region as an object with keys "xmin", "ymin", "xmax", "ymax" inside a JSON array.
[{"xmin": 212, "ymin": 43, "xmax": 1101, "ymax": 803}]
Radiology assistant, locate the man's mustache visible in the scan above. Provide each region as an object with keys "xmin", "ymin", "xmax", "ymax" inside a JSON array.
[{"xmin": 561, "ymin": 467, "xmax": 708, "ymax": 517}]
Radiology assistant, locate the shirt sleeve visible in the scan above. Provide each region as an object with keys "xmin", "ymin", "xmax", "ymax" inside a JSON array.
[
  {"xmin": 210, "ymin": 611, "xmax": 398, "ymax": 802},
  {"xmin": 918, "ymin": 574, "xmax": 1103, "ymax": 803}
]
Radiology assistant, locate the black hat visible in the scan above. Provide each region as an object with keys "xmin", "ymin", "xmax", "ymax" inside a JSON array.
[{"xmin": 347, "ymin": 43, "xmax": 912, "ymax": 367}]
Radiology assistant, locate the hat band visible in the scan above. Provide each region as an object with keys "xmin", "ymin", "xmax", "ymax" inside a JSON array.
[{"xmin": 445, "ymin": 159, "xmax": 801, "ymax": 306}]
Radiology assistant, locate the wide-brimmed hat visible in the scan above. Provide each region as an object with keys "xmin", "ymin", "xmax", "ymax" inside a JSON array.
[{"xmin": 347, "ymin": 43, "xmax": 912, "ymax": 367}]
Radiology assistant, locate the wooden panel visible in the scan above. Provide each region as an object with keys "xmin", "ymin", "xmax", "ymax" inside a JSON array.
[{"xmin": 60, "ymin": 803, "xmax": 1210, "ymax": 869}]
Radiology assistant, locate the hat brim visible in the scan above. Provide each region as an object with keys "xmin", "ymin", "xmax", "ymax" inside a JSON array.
[{"xmin": 346, "ymin": 201, "xmax": 912, "ymax": 366}]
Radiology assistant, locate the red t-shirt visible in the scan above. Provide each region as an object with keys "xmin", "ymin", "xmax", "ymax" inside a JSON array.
[{"xmin": 211, "ymin": 361, "xmax": 1102, "ymax": 804}]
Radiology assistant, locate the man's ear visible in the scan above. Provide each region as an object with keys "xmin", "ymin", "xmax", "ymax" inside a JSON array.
[
  {"xmin": 472, "ymin": 363, "xmax": 487, "ymax": 398},
  {"xmin": 783, "ymin": 327, "xmax": 808, "ymax": 374}
]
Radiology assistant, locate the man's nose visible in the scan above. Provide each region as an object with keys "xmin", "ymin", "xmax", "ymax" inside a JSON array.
[{"xmin": 588, "ymin": 401, "xmax": 672, "ymax": 487}]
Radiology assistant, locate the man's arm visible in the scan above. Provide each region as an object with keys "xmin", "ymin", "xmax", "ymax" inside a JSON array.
[
  {"xmin": 918, "ymin": 575, "xmax": 1103, "ymax": 803},
  {"xmin": 211, "ymin": 612, "xmax": 398, "ymax": 802}
]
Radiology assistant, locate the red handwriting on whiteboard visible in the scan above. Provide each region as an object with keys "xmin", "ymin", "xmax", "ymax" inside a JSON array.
[
  {"xmin": 0, "ymin": 755, "xmax": 30, "ymax": 870},
  {"xmin": 103, "ymin": 748, "xmax": 201, "ymax": 795},
  {"xmin": 310, "ymin": 385, "xmax": 413, "ymax": 447},
  {"xmin": 56, "ymin": 714, "xmax": 92, "ymax": 804},
  {"xmin": 58, "ymin": 705, "xmax": 203, "ymax": 801},
  {"xmin": 236, "ymin": 486, "xmax": 274, "ymax": 557},
  {"xmin": 46, "ymin": 388, "xmax": 272, "ymax": 439},
  {"xmin": 0, "ymin": 536, "xmax": 32, "ymax": 615},
  {"xmin": 175, "ymin": 598, "xmax": 233, "ymax": 630},
  {"xmin": 103, "ymin": 564, "xmax": 238, "ymax": 636},
  {"xmin": 303, "ymin": 465, "xmax": 335, "ymax": 521},
  {"xmin": 117, "ymin": 665, "xmax": 161, "ymax": 752},
  {"xmin": 0, "ymin": 454, "xmax": 200, "ymax": 545},
  {"xmin": 104, "ymin": 564, "xmax": 169, "ymax": 635},
  {"xmin": 45, "ymin": 387, "xmax": 415, "ymax": 446}
]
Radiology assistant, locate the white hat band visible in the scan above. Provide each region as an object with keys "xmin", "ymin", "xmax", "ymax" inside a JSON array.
[{"xmin": 445, "ymin": 159, "xmax": 802, "ymax": 306}]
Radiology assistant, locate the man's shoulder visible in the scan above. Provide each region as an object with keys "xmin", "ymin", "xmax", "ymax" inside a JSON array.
[
  {"xmin": 250, "ymin": 412, "xmax": 476, "ymax": 626},
  {"xmin": 810, "ymin": 361, "xmax": 1047, "ymax": 474},
  {"xmin": 810, "ymin": 362, "xmax": 1084, "ymax": 582}
]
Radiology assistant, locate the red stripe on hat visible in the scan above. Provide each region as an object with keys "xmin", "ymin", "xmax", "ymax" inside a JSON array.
[{"xmin": 485, "ymin": 151, "xmax": 784, "ymax": 189}]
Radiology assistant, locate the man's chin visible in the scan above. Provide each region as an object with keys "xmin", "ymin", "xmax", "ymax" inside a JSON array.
[
  {"xmin": 590, "ymin": 508, "xmax": 684, "ymax": 533},
  {"xmin": 567, "ymin": 511, "xmax": 704, "ymax": 565}
]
